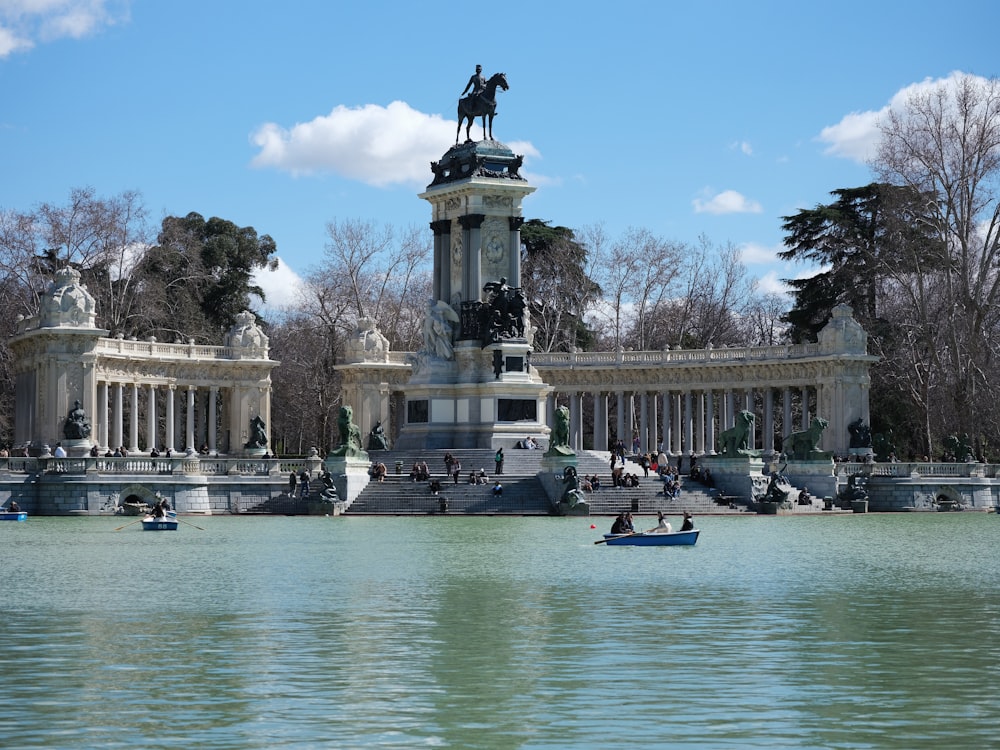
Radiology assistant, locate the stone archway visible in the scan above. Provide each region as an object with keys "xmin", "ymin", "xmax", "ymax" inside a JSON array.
[{"xmin": 934, "ymin": 486, "xmax": 964, "ymax": 511}]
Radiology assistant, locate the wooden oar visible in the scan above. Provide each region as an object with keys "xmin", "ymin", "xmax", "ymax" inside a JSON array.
[
  {"xmin": 114, "ymin": 517, "xmax": 144, "ymax": 531},
  {"xmin": 594, "ymin": 531, "xmax": 640, "ymax": 545},
  {"xmin": 174, "ymin": 516, "xmax": 205, "ymax": 531}
]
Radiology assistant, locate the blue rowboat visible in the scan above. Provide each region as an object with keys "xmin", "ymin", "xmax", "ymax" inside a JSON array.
[
  {"xmin": 601, "ymin": 529, "xmax": 699, "ymax": 546},
  {"xmin": 141, "ymin": 514, "xmax": 178, "ymax": 531},
  {"xmin": 1, "ymin": 511, "xmax": 27, "ymax": 522}
]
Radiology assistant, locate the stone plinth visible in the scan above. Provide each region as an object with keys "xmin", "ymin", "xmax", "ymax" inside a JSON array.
[
  {"xmin": 539, "ymin": 453, "xmax": 588, "ymax": 514},
  {"xmin": 783, "ymin": 459, "xmax": 837, "ymax": 502},
  {"xmin": 324, "ymin": 455, "xmax": 371, "ymax": 508},
  {"xmin": 63, "ymin": 439, "xmax": 93, "ymax": 458},
  {"xmin": 698, "ymin": 455, "xmax": 765, "ymax": 501}
]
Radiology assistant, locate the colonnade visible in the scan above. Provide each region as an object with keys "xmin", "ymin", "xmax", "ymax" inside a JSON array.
[
  {"xmin": 544, "ymin": 387, "xmax": 816, "ymax": 456},
  {"xmin": 93, "ymin": 382, "xmax": 229, "ymax": 455}
]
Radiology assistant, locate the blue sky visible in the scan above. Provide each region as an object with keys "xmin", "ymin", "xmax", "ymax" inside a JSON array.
[{"xmin": 3, "ymin": 0, "xmax": 999, "ymax": 311}]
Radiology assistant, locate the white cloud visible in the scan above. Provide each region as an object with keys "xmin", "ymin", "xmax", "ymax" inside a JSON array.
[
  {"xmin": 755, "ymin": 270, "xmax": 793, "ymax": 296},
  {"xmin": 692, "ymin": 189, "xmax": 762, "ymax": 215},
  {"xmin": 818, "ymin": 71, "xmax": 989, "ymax": 164},
  {"xmin": 0, "ymin": 0, "xmax": 128, "ymax": 58},
  {"xmin": 739, "ymin": 241, "xmax": 782, "ymax": 265},
  {"xmin": 730, "ymin": 140, "xmax": 753, "ymax": 156},
  {"xmin": 251, "ymin": 101, "xmax": 542, "ymax": 188},
  {"xmin": 252, "ymin": 257, "xmax": 305, "ymax": 313}
]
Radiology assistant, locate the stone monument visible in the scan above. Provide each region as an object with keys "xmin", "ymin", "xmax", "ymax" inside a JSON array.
[{"xmin": 395, "ymin": 70, "xmax": 551, "ymax": 449}]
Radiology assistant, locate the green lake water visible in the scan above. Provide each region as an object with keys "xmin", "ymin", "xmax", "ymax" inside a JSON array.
[{"xmin": 1, "ymin": 513, "xmax": 998, "ymax": 749}]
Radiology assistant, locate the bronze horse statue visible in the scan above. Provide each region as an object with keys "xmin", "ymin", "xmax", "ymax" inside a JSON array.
[{"xmin": 456, "ymin": 72, "xmax": 508, "ymax": 143}]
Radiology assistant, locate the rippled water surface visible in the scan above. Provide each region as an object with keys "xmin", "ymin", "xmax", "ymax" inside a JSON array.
[{"xmin": 1, "ymin": 513, "xmax": 998, "ymax": 749}]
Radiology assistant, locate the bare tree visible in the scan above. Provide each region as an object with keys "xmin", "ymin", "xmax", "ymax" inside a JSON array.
[
  {"xmin": 585, "ymin": 226, "xmax": 684, "ymax": 350},
  {"xmin": 874, "ymin": 73, "xmax": 1000, "ymax": 453}
]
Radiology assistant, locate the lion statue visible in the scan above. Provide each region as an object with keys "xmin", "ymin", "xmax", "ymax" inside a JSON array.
[
  {"xmin": 329, "ymin": 405, "xmax": 366, "ymax": 458},
  {"xmin": 545, "ymin": 405, "xmax": 574, "ymax": 456},
  {"xmin": 718, "ymin": 410, "xmax": 755, "ymax": 456},
  {"xmin": 783, "ymin": 416, "xmax": 830, "ymax": 461}
]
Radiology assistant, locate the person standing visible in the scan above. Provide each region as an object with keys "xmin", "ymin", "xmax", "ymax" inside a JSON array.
[
  {"xmin": 495, "ymin": 447, "xmax": 504, "ymax": 475},
  {"xmin": 288, "ymin": 471, "xmax": 297, "ymax": 496},
  {"xmin": 452, "ymin": 458, "xmax": 462, "ymax": 485}
]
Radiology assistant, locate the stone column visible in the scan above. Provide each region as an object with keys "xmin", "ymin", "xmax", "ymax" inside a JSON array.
[
  {"xmin": 683, "ymin": 391, "xmax": 694, "ymax": 456},
  {"xmin": 459, "ymin": 214, "xmax": 485, "ymax": 302},
  {"xmin": 165, "ymin": 385, "xmax": 176, "ymax": 453},
  {"xmin": 725, "ymin": 391, "xmax": 735, "ymax": 430},
  {"xmin": 98, "ymin": 381, "xmax": 109, "ymax": 451},
  {"xmin": 744, "ymin": 390, "xmax": 754, "ymax": 451},
  {"xmin": 129, "ymin": 383, "xmax": 139, "ymax": 454},
  {"xmin": 430, "ymin": 219, "xmax": 451, "ymax": 302},
  {"xmin": 706, "ymin": 390, "xmax": 716, "ymax": 454},
  {"xmin": 661, "ymin": 391, "xmax": 671, "ymax": 454},
  {"xmin": 147, "ymin": 384, "xmax": 157, "ymax": 453},
  {"xmin": 209, "ymin": 386, "xmax": 219, "ymax": 453},
  {"xmin": 186, "ymin": 386, "xmax": 196, "ymax": 453},
  {"xmin": 696, "ymin": 391, "xmax": 705, "ymax": 454},
  {"xmin": 593, "ymin": 392, "xmax": 608, "ymax": 452},
  {"xmin": 616, "ymin": 392, "xmax": 625, "ymax": 446},
  {"xmin": 672, "ymin": 393, "xmax": 682, "ymax": 454},
  {"xmin": 649, "ymin": 393, "xmax": 658, "ymax": 453},
  {"xmin": 508, "ymin": 216, "xmax": 524, "ymax": 287},
  {"xmin": 113, "ymin": 383, "xmax": 124, "ymax": 450},
  {"xmin": 783, "ymin": 388, "xmax": 792, "ymax": 445},
  {"xmin": 801, "ymin": 387, "xmax": 810, "ymax": 430},
  {"xmin": 639, "ymin": 392, "xmax": 649, "ymax": 454},
  {"xmin": 764, "ymin": 388, "xmax": 775, "ymax": 454}
]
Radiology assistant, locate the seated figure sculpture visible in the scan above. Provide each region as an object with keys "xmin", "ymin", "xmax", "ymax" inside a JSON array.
[{"xmin": 63, "ymin": 400, "xmax": 92, "ymax": 441}]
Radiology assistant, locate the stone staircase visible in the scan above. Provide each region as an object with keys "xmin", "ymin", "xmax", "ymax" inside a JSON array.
[{"xmin": 345, "ymin": 448, "xmax": 750, "ymax": 516}]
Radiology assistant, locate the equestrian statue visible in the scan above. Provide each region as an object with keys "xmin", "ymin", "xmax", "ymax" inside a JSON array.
[{"xmin": 457, "ymin": 65, "xmax": 509, "ymax": 143}]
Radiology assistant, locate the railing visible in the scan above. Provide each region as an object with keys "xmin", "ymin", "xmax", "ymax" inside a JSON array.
[
  {"xmin": 530, "ymin": 343, "xmax": 823, "ymax": 368},
  {"xmin": 837, "ymin": 462, "xmax": 993, "ymax": 478},
  {"xmin": 0, "ymin": 456, "xmax": 308, "ymax": 477},
  {"xmin": 93, "ymin": 338, "xmax": 269, "ymax": 361}
]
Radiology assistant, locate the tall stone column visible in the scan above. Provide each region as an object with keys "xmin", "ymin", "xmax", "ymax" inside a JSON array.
[
  {"xmin": 672, "ymin": 393, "xmax": 682, "ymax": 454},
  {"xmin": 508, "ymin": 216, "xmax": 524, "ymax": 289},
  {"xmin": 764, "ymin": 388, "xmax": 775, "ymax": 454},
  {"xmin": 683, "ymin": 391, "xmax": 694, "ymax": 456},
  {"xmin": 801, "ymin": 387, "xmax": 810, "ymax": 430},
  {"xmin": 458, "ymin": 214, "xmax": 485, "ymax": 302},
  {"xmin": 186, "ymin": 386, "xmax": 196, "ymax": 453},
  {"xmin": 725, "ymin": 390, "xmax": 735, "ymax": 430},
  {"xmin": 706, "ymin": 390, "xmax": 716, "ymax": 454},
  {"xmin": 165, "ymin": 385, "xmax": 176, "ymax": 453},
  {"xmin": 209, "ymin": 386, "xmax": 219, "ymax": 453},
  {"xmin": 98, "ymin": 382, "xmax": 109, "ymax": 451},
  {"xmin": 129, "ymin": 382, "xmax": 139, "ymax": 454},
  {"xmin": 695, "ymin": 391, "xmax": 705, "ymax": 454},
  {"xmin": 593, "ymin": 392, "xmax": 607, "ymax": 452},
  {"xmin": 661, "ymin": 391, "xmax": 671, "ymax": 454},
  {"xmin": 113, "ymin": 383, "xmax": 123, "ymax": 450},
  {"xmin": 783, "ymin": 387, "xmax": 792, "ymax": 443},
  {"xmin": 615, "ymin": 391, "xmax": 625, "ymax": 443},
  {"xmin": 430, "ymin": 219, "xmax": 451, "ymax": 303},
  {"xmin": 147, "ymin": 384, "xmax": 157, "ymax": 453},
  {"xmin": 639, "ymin": 392, "xmax": 649, "ymax": 454}
]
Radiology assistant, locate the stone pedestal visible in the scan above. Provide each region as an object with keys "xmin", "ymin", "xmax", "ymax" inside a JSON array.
[
  {"xmin": 63, "ymin": 439, "xmax": 92, "ymax": 458},
  {"xmin": 783, "ymin": 459, "xmax": 837, "ymax": 502},
  {"xmin": 324, "ymin": 455, "xmax": 371, "ymax": 507},
  {"xmin": 698, "ymin": 455, "xmax": 765, "ymax": 501},
  {"xmin": 539, "ymin": 453, "xmax": 588, "ymax": 514}
]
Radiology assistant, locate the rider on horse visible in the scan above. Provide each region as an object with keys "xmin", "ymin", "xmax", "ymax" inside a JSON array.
[{"xmin": 462, "ymin": 64, "xmax": 486, "ymax": 99}]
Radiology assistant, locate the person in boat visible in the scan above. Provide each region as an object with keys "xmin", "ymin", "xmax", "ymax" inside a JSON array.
[
  {"xmin": 8, "ymin": 500, "xmax": 20, "ymax": 512},
  {"xmin": 625, "ymin": 512, "xmax": 636, "ymax": 532},
  {"xmin": 610, "ymin": 512, "xmax": 628, "ymax": 534},
  {"xmin": 152, "ymin": 499, "xmax": 166, "ymax": 518},
  {"xmin": 647, "ymin": 511, "xmax": 672, "ymax": 534},
  {"xmin": 680, "ymin": 511, "xmax": 694, "ymax": 532}
]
